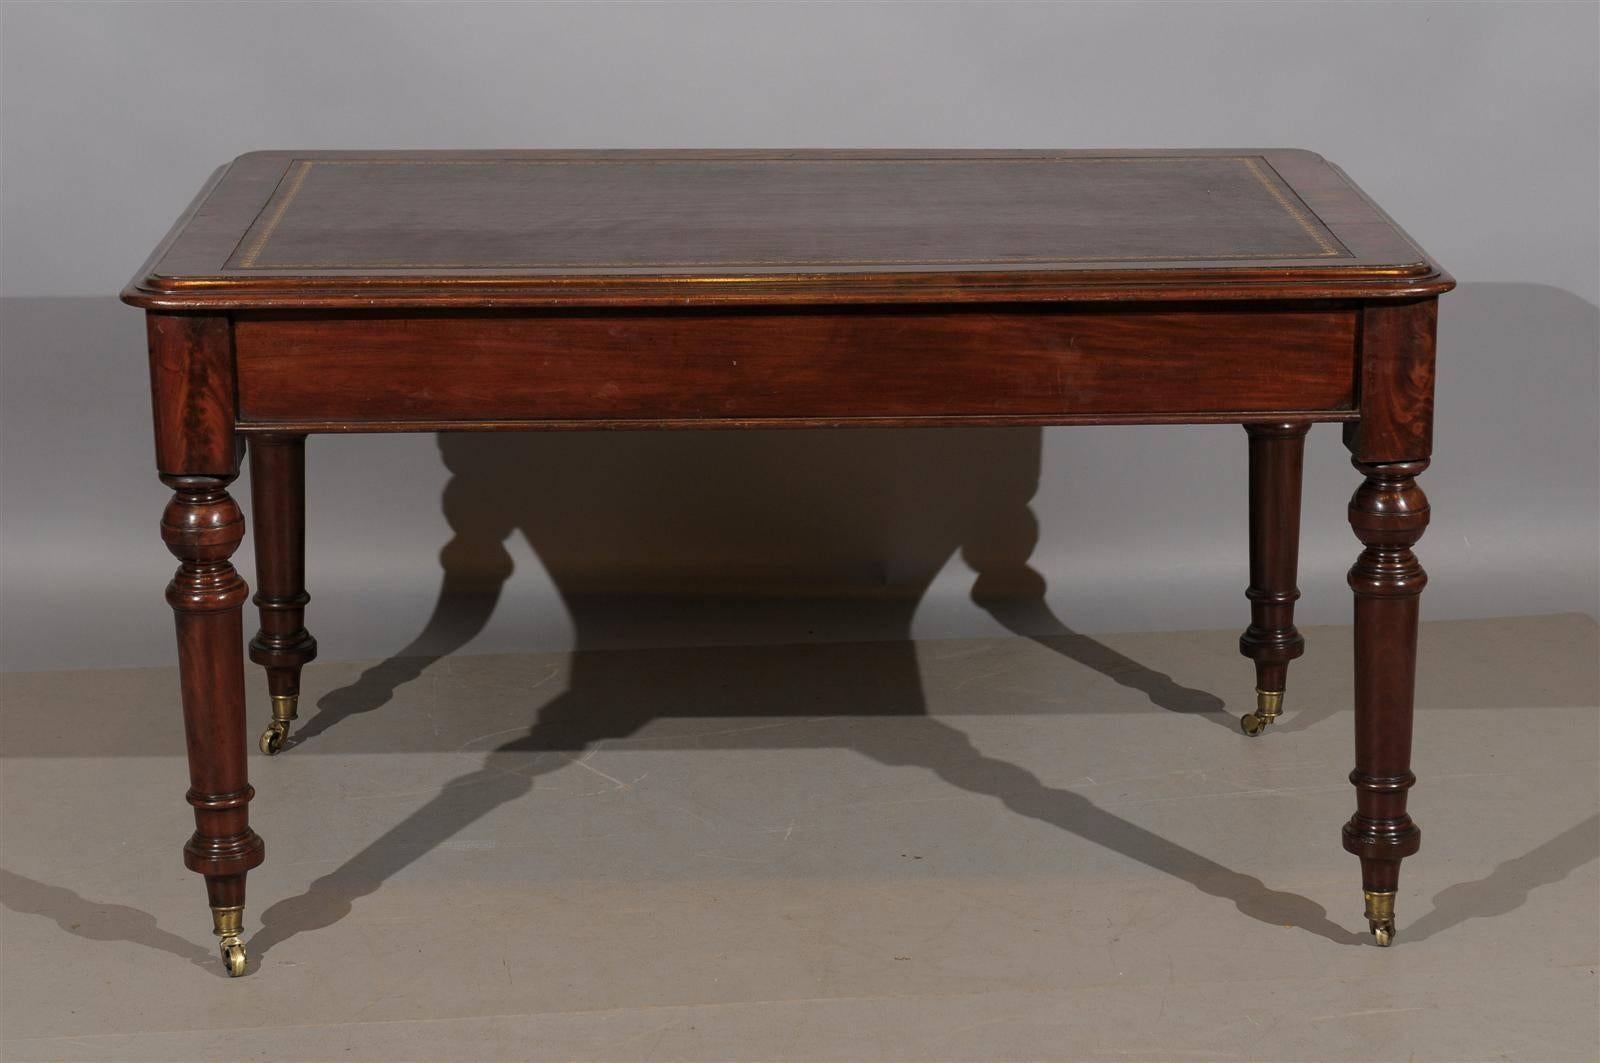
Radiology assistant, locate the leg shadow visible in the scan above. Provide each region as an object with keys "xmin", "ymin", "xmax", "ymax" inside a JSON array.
[
  {"xmin": 260, "ymin": 424, "xmax": 1333, "ymax": 962},
  {"xmin": 256, "ymin": 640, "xmax": 1351, "ymax": 958},
  {"xmin": 0, "ymin": 868, "xmax": 215, "ymax": 971},
  {"xmin": 253, "ymin": 680, "xmax": 652, "ymax": 959},
  {"xmin": 1405, "ymin": 815, "xmax": 1600, "ymax": 943},
  {"xmin": 849, "ymin": 716, "xmax": 1356, "ymax": 943},
  {"xmin": 292, "ymin": 448, "xmax": 518, "ymax": 748},
  {"xmin": 964, "ymin": 504, "xmax": 1231, "ymax": 727}
]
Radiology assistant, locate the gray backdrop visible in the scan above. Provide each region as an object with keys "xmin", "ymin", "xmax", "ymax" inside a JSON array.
[{"xmin": 2, "ymin": 1, "xmax": 1596, "ymax": 673}]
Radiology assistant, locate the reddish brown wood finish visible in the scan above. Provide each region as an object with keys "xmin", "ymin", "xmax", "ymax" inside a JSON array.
[
  {"xmin": 1345, "ymin": 300, "xmax": 1437, "ymax": 463},
  {"xmin": 161, "ymin": 473, "xmax": 263, "ymax": 924},
  {"xmin": 123, "ymin": 150, "xmax": 1451, "ymax": 310},
  {"xmin": 125, "ymin": 149, "xmax": 1452, "ymax": 970},
  {"xmin": 233, "ymin": 308, "xmax": 1358, "ymax": 428},
  {"xmin": 1339, "ymin": 295, "xmax": 1437, "ymax": 942},
  {"xmin": 248, "ymin": 436, "xmax": 318, "ymax": 708},
  {"xmin": 147, "ymin": 314, "xmax": 238, "ymax": 475},
  {"xmin": 1239, "ymin": 423, "xmax": 1310, "ymax": 700},
  {"xmin": 1343, "ymin": 459, "xmax": 1429, "ymax": 897}
]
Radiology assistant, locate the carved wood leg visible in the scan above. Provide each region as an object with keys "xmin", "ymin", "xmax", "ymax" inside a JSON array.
[
  {"xmin": 1238, "ymin": 422, "xmax": 1310, "ymax": 735},
  {"xmin": 248, "ymin": 435, "xmax": 318, "ymax": 754},
  {"xmin": 1343, "ymin": 458, "xmax": 1429, "ymax": 945},
  {"xmin": 162, "ymin": 473, "xmax": 264, "ymax": 976}
]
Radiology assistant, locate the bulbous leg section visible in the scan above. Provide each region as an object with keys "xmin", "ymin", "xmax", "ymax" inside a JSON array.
[
  {"xmin": 163, "ymin": 474, "xmax": 265, "ymax": 973},
  {"xmin": 1344, "ymin": 458, "xmax": 1430, "ymax": 948}
]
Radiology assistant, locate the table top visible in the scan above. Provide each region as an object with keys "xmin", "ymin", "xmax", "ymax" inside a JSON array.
[{"xmin": 123, "ymin": 149, "xmax": 1450, "ymax": 309}]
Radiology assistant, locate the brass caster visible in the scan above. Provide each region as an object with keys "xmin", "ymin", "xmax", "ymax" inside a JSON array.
[
  {"xmin": 259, "ymin": 722, "xmax": 290, "ymax": 755},
  {"xmin": 1364, "ymin": 890, "xmax": 1396, "ymax": 947},
  {"xmin": 221, "ymin": 938, "xmax": 248, "ymax": 976},
  {"xmin": 258, "ymin": 694, "xmax": 298, "ymax": 755},
  {"xmin": 1239, "ymin": 688, "xmax": 1284, "ymax": 736},
  {"xmin": 212, "ymin": 905, "xmax": 247, "ymax": 976}
]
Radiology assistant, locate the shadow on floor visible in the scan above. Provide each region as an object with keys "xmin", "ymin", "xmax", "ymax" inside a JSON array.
[
  {"xmin": 9, "ymin": 809, "xmax": 1595, "ymax": 978},
  {"xmin": 1407, "ymin": 815, "xmax": 1600, "ymax": 943},
  {"xmin": 0, "ymin": 868, "xmax": 214, "ymax": 970},
  {"xmin": 249, "ymin": 429, "xmax": 1281, "ymax": 965}
]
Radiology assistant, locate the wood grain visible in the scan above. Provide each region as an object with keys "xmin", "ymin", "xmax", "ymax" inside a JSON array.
[
  {"xmin": 234, "ymin": 307, "xmax": 1359, "ymax": 426},
  {"xmin": 128, "ymin": 146, "xmax": 1453, "ymax": 966},
  {"xmin": 1344, "ymin": 458, "xmax": 1430, "ymax": 903},
  {"xmin": 1239, "ymin": 422, "xmax": 1310, "ymax": 697},
  {"xmin": 121, "ymin": 149, "xmax": 1453, "ymax": 310},
  {"xmin": 1345, "ymin": 300, "xmax": 1437, "ymax": 463},
  {"xmin": 146, "ymin": 314, "xmax": 238, "ymax": 475},
  {"xmin": 247, "ymin": 436, "xmax": 317, "ymax": 705},
  {"xmin": 160, "ymin": 473, "xmax": 263, "ymax": 923}
]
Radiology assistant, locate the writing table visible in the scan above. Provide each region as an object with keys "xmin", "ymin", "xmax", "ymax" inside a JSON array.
[{"xmin": 123, "ymin": 150, "xmax": 1451, "ymax": 976}]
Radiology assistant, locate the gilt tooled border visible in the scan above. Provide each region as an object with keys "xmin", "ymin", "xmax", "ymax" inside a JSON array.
[{"xmin": 230, "ymin": 155, "xmax": 1351, "ymax": 271}]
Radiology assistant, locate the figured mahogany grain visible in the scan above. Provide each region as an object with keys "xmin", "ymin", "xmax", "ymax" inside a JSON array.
[
  {"xmin": 234, "ymin": 307, "xmax": 1358, "ymax": 427},
  {"xmin": 147, "ymin": 314, "xmax": 238, "ymax": 475},
  {"xmin": 1345, "ymin": 300, "xmax": 1438, "ymax": 463}
]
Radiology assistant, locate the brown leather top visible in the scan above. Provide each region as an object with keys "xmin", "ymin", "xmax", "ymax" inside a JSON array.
[{"xmin": 124, "ymin": 150, "xmax": 1450, "ymax": 308}]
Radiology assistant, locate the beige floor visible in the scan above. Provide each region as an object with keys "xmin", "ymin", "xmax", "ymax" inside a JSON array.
[{"xmin": 2, "ymin": 613, "xmax": 1596, "ymax": 1062}]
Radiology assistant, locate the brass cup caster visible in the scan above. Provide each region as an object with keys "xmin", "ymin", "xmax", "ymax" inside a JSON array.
[
  {"xmin": 212, "ymin": 905, "xmax": 248, "ymax": 977},
  {"xmin": 1240, "ymin": 688, "xmax": 1284, "ymax": 736},
  {"xmin": 258, "ymin": 694, "xmax": 298, "ymax": 755},
  {"xmin": 1364, "ymin": 890, "xmax": 1397, "ymax": 947}
]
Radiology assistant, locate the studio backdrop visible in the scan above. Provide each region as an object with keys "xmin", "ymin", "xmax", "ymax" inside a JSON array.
[{"xmin": 1, "ymin": 1, "xmax": 1595, "ymax": 672}]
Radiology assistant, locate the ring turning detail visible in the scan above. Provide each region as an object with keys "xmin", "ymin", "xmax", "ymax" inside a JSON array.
[
  {"xmin": 1238, "ymin": 421, "xmax": 1310, "ymax": 737},
  {"xmin": 125, "ymin": 149, "xmax": 1450, "ymax": 975},
  {"xmin": 247, "ymin": 434, "xmax": 318, "ymax": 759}
]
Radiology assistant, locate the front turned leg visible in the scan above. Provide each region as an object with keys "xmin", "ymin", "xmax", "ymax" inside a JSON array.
[
  {"xmin": 248, "ymin": 435, "xmax": 318, "ymax": 754},
  {"xmin": 163, "ymin": 474, "xmax": 265, "ymax": 975},
  {"xmin": 1238, "ymin": 422, "xmax": 1310, "ymax": 734},
  {"xmin": 1344, "ymin": 459, "xmax": 1429, "ymax": 945}
]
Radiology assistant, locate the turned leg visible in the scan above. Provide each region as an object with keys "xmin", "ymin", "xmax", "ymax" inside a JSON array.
[
  {"xmin": 1344, "ymin": 458, "xmax": 1428, "ymax": 945},
  {"xmin": 248, "ymin": 435, "xmax": 318, "ymax": 754},
  {"xmin": 162, "ymin": 473, "xmax": 265, "ymax": 976},
  {"xmin": 1238, "ymin": 422, "xmax": 1309, "ymax": 735}
]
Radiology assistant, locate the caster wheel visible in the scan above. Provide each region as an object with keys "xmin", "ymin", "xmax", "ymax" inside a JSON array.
[
  {"xmin": 1364, "ymin": 891, "xmax": 1397, "ymax": 946},
  {"xmin": 1240, "ymin": 712, "xmax": 1266, "ymax": 736},
  {"xmin": 259, "ymin": 722, "xmax": 289, "ymax": 755},
  {"xmin": 221, "ymin": 940, "xmax": 247, "ymax": 976}
]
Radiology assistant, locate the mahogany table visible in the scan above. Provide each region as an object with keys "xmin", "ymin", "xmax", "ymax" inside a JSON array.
[{"xmin": 123, "ymin": 150, "xmax": 1451, "ymax": 976}]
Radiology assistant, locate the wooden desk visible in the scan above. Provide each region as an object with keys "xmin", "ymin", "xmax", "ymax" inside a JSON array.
[{"xmin": 123, "ymin": 150, "xmax": 1451, "ymax": 976}]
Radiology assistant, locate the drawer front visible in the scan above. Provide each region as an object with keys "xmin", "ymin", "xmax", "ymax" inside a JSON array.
[{"xmin": 234, "ymin": 308, "xmax": 1357, "ymax": 427}]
